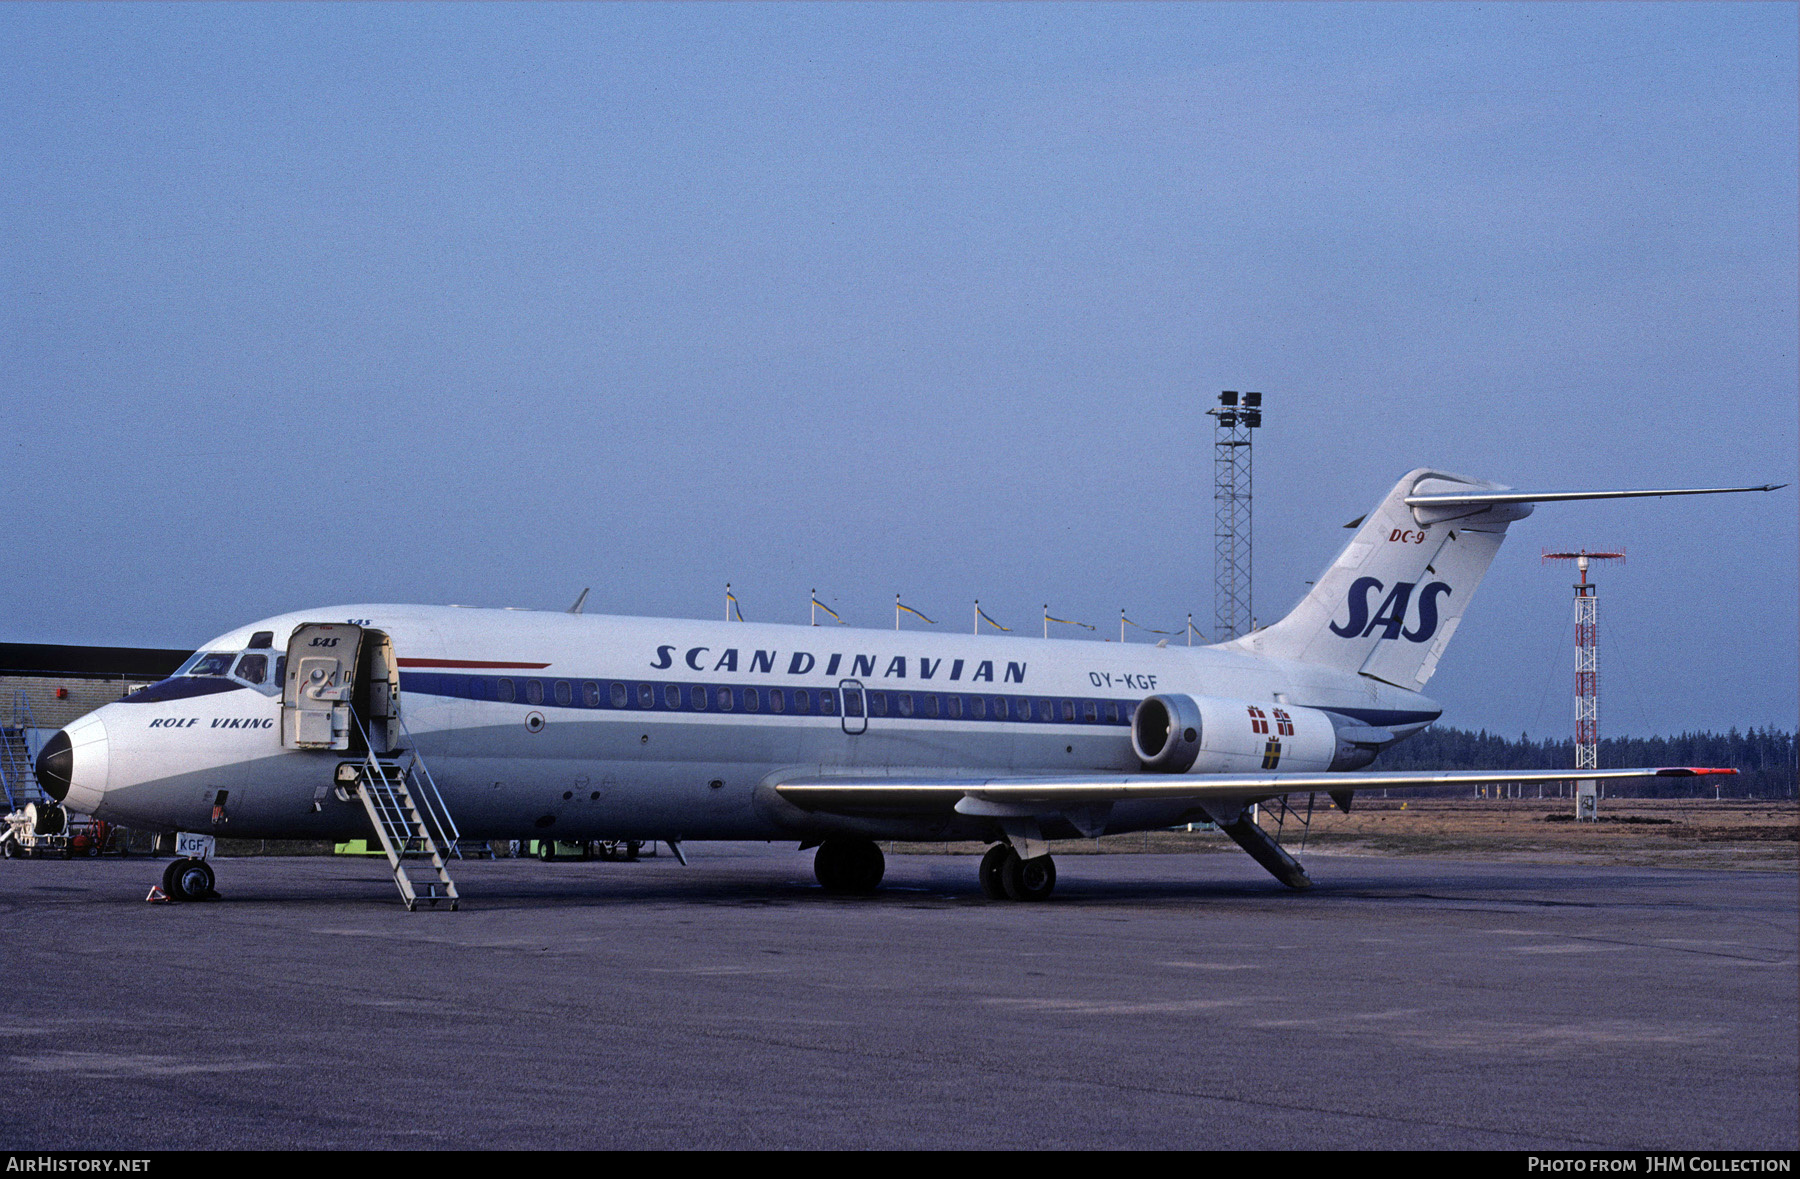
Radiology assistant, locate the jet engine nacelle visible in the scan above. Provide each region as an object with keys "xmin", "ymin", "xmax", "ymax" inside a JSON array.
[{"xmin": 1130, "ymin": 693, "xmax": 1339, "ymax": 774}]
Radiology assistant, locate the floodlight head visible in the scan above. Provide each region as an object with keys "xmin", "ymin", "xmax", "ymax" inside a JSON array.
[
  {"xmin": 1219, "ymin": 390, "xmax": 1239, "ymax": 406},
  {"xmin": 1244, "ymin": 392, "xmax": 1262, "ymax": 407},
  {"xmin": 1243, "ymin": 410, "xmax": 1262, "ymax": 428}
]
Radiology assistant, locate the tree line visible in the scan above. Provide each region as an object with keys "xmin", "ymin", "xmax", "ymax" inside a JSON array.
[{"xmin": 1370, "ymin": 726, "xmax": 1797, "ymax": 798}]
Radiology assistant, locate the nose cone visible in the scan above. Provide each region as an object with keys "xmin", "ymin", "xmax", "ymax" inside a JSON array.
[
  {"xmin": 37, "ymin": 714, "xmax": 109, "ymax": 815},
  {"xmin": 35, "ymin": 730, "xmax": 72, "ymax": 801}
]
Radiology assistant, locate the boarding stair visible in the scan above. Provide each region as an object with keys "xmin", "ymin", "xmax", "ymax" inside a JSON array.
[
  {"xmin": 1256, "ymin": 791, "xmax": 1317, "ymax": 854},
  {"xmin": 349, "ymin": 716, "xmax": 461, "ymax": 911},
  {"xmin": 1, "ymin": 692, "xmax": 44, "ymax": 812}
]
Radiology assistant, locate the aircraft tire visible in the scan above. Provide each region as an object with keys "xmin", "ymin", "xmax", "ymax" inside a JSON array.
[
  {"xmin": 167, "ymin": 858, "xmax": 216, "ymax": 902},
  {"xmin": 538, "ymin": 841, "xmax": 557, "ymax": 862},
  {"xmin": 1001, "ymin": 853, "xmax": 1056, "ymax": 902},
  {"xmin": 1, "ymin": 839, "xmax": 17, "ymax": 859},
  {"xmin": 978, "ymin": 844, "xmax": 1011, "ymax": 900},
  {"xmin": 814, "ymin": 838, "xmax": 884, "ymax": 894}
]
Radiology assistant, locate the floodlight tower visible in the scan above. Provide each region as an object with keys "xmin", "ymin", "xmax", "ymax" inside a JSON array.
[
  {"xmin": 1209, "ymin": 391, "xmax": 1263, "ymax": 642},
  {"xmin": 1543, "ymin": 548, "xmax": 1625, "ymax": 819}
]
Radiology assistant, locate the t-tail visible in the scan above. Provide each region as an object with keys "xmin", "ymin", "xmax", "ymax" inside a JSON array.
[{"xmin": 1226, "ymin": 469, "xmax": 1782, "ymax": 691}]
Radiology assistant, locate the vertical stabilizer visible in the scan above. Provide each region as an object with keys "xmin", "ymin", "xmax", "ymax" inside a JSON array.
[{"xmin": 1224, "ymin": 469, "xmax": 1528, "ymax": 689}]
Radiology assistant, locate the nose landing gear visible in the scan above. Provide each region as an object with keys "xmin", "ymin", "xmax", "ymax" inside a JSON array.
[{"xmin": 161, "ymin": 857, "xmax": 218, "ymax": 902}]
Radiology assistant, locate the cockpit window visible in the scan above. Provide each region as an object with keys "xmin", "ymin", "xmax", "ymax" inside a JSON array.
[
  {"xmin": 233, "ymin": 654, "xmax": 269, "ymax": 685},
  {"xmin": 188, "ymin": 652, "xmax": 236, "ymax": 677}
]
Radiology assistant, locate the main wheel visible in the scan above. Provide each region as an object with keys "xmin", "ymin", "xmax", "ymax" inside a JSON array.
[
  {"xmin": 813, "ymin": 838, "xmax": 885, "ymax": 894},
  {"xmin": 1, "ymin": 839, "xmax": 17, "ymax": 859},
  {"xmin": 167, "ymin": 858, "xmax": 216, "ymax": 901},
  {"xmin": 978, "ymin": 844, "xmax": 1011, "ymax": 900},
  {"xmin": 1000, "ymin": 853, "xmax": 1056, "ymax": 902},
  {"xmin": 538, "ymin": 840, "xmax": 557, "ymax": 862}
]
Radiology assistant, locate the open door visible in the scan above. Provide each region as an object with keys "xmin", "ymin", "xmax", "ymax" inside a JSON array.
[
  {"xmin": 284, "ymin": 624, "xmax": 360, "ymax": 750},
  {"xmin": 283, "ymin": 625, "xmax": 402, "ymax": 753}
]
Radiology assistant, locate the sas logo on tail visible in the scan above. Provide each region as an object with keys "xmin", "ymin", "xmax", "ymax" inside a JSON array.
[{"xmin": 1330, "ymin": 577, "xmax": 1452, "ymax": 643}]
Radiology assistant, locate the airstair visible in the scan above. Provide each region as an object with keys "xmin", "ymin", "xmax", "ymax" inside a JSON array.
[
  {"xmin": 1256, "ymin": 791, "xmax": 1317, "ymax": 853},
  {"xmin": 1, "ymin": 692, "xmax": 43, "ymax": 812},
  {"xmin": 348, "ymin": 716, "xmax": 461, "ymax": 911}
]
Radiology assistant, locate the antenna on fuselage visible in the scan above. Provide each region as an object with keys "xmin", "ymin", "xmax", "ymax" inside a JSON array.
[{"xmin": 566, "ymin": 588, "xmax": 590, "ymax": 615}]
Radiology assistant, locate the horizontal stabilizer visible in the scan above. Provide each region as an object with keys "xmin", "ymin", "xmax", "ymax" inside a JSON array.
[{"xmin": 1405, "ymin": 483, "xmax": 1783, "ymax": 507}]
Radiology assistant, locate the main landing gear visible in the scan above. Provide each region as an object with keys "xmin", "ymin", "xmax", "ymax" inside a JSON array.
[
  {"xmin": 979, "ymin": 844, "xmax": 1056, "ymax": 902},
  {"xmin": 160, "ymin": 857, "xmax": 218, "ymax": 902},
  {"xmin": 812, "ymin": 838, "xmax": 885, "ymax": 894}
]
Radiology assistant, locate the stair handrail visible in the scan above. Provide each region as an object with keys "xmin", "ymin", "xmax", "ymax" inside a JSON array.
[{"xmin": 395, "ymin": 713, "xmax": 462, "ymax": 855}]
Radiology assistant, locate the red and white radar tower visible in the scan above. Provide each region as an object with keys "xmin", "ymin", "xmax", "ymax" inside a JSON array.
[{"xmin": 1542, "ymin": 548, "xmax": 1625, "ymax": 818}]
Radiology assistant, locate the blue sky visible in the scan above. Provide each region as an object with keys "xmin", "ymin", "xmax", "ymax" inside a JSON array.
[{"xmin": 4, "ymin": 3, "xmax": 1795, "ymax": 737}]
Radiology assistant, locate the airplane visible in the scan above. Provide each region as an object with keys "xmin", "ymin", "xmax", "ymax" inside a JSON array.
[{"xmin": 30, "ymin": 468, "xmax": 1778, "ymax": 908}]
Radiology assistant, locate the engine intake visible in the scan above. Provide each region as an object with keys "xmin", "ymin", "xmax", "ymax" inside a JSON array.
[{"xmin": 1130, "ymin": 694, "xmax": 1203, "ymax": 772}]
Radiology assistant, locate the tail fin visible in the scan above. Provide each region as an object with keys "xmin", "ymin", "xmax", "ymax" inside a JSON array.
[{"xmin": 1226, "ymin": 469, "xmax": 1524, "ymax": 689}]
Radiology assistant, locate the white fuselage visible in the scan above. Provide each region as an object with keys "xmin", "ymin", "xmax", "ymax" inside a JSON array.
[{"xmin": 55, "ymin": 604, "xmax": 1440, "ymax": 844}]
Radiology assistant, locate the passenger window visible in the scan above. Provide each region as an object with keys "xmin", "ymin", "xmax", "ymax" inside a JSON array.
[
  {"xmin": 691, "ymin": 686, "xmax": 707, "ymax": 710},
  {"xmin": 717, "ymin": 687, "xmax": 735, "ymax": 711},
  {"xmin": 554, "ymin": 681, "xmax": 571, "ymax": 707},
  {"xmin": 665, "ymin": 684, "xmax": 681, "ymax": 709},
  {"xmin": 233, "ymin": 654, "xmax": 268, "ymax": 684},
  {"xmin": 843, "ymin": 692, "xmax": 863, "ymax": 717},
  {"xmin": 924, "ymin": 695, "xmax": 939, "ymax": 718},
  {"xmin": 526, "ymin": 680, "xmax": 545, "ymax": 705},
  {"xmin": 896, "ymin": 694, "xmax": 913, "ymax": 718},
  {"xmin": 498, "ymin": 678, "xmax": 516, "ymax": 703},
  {"xmin": 947, "ymin": 695, "xmax": 962, "ymax": 719},
  {"xmin": 819, "ymin": 690, "xmax": 836, "ymax": 715},
  {"xmin": 970, "ymin": 696, "xmax": 985, "ymax": 720},
  {"xmin": 638, "ymin": 683, "xmax": 654, "ymax": 708},
  {"xmin": 869, "ymin": 692, "xmax": 887, "ymax": 717},
  {"xmin": 1106, "ymin": 702, "xmax": 1120, "ymax": 723},
  {"xmin": 793, "ymin": 689, "xmax": 810, "ymax": 713},
  {"xmin": 610, "ymin": 682, "xmax": 628, "ymax": 708},
  {"xmin": 1083, "ymin": 700, "xmax": 1097, "ymax": 722},
  {"xmin": 769, "ymin": 689, "xmax": 785, "ymax": 713},
  {"xmin": 992, "ymin": 697, "xmax": 1007, "ymax": 719},
  {"xmin": 1062, "ymin": 700, "xmax": 1076, "ymax": 722},
  {"xmin": 583, "ymin": 682, "xmax": 600, "ymax": 707},
  {"xmin": 744, "ymin": 688, "xmax": 760, "ymax": 712}
]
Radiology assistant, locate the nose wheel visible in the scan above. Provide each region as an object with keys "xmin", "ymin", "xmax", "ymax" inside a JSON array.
[
  {"xmin": 161, "ymin": 857, "xmax": 218, "ymax": 901},
  {"xmin": 979, "ymin": 844, "xmax": 1056, "ymax": 901}
]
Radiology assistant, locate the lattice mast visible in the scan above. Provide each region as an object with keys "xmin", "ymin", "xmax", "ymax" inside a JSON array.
[
  {"xmin": 1210, "ymin": 391, "xmax": 1263, "ymax": 642},
  {"xmin": 1542, "ymin": 549, "xmax": 1625, "ymax": 776}
]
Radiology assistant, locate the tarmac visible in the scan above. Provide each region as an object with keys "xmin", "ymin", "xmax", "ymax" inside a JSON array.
[{"xmin": 2, "ymin": 844, "xmax": 1795, "ymax": 1150}]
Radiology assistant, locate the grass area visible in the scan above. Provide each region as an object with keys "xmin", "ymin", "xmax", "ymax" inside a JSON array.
[{"xmin": 891, "ymin": 798, "xmax": 1799, "ymax": 872}]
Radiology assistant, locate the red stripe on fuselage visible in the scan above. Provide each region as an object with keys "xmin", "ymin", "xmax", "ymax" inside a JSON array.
[{"xmin": 397, "ymin": 658, "xmax": 552, "ymax": 669}]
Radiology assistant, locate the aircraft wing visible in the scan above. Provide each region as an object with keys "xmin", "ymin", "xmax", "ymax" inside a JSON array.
[{"xmin": 774, "ymin": 766, "xmax": 1733, "ymax": 816}]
